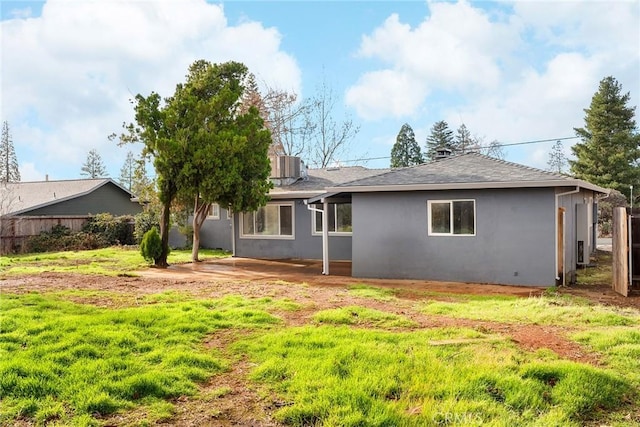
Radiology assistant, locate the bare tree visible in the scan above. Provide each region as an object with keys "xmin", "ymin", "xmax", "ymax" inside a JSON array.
[
  {"xmin": 305, "ymin": 78, "xmax": 359, "ymax": 168},
  {"xmin": 262, "ymin": 86, "xmax": 314, "ymax": 158}
]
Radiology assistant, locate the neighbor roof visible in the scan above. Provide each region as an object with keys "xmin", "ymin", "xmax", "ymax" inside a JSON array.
[
  {"xmin": 327, "ymin": 153, "xmax": 608, "ymax": 194},
  {"xmin": 1, "ymin": 178, "xmax": 135, "ymax": 216},
  {"xmin": 269, "ymin": 166, "xmax": 388, "ymax": 199}
]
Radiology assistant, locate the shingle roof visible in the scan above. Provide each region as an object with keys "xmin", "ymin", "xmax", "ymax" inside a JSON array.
[
  {"xmin": 329, "ymin": 153, "xmax": 607, "ymax": 193},
  {"xmin": 1, "ymin": 178, "xmax": 133, "ymax": 216},
  {"xmin": 269, "ymin": 166, "xmax": 389, "ymax": 197}
]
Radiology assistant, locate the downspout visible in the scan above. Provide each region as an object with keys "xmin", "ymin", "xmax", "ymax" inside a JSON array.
[
  {"xmin": 555, "ymin": 186, "xmax": 580, "ymax": 286},
  {"xmin": 305, "ymin": 201, "xmax": 329, "ymax": 275}
]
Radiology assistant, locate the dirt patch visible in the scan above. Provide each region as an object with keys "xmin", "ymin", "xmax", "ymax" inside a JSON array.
[{"xmin": 2, "ymin": 260, "xmax": 636, "ymax": 426}]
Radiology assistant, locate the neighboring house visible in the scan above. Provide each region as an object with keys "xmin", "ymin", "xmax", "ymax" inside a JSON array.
[{"xmin": 0, "ymin": 178, "xmax": 142, "ymax": 252}]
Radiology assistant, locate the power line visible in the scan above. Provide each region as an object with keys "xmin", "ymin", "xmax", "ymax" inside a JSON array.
[{"xmin": 338, "ymin": 136, "xmax": 580, "ymax": 164}]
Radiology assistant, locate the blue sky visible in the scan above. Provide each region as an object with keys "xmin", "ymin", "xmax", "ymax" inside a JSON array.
[{"xmin": 1, "ymin": 0, "xmax": 639, "ymax": 181}]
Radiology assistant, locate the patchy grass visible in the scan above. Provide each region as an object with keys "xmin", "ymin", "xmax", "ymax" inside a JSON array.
[
  {"xmin": 347, "ymin": 284, "xmax": 397, "ymax": 301},
  {"xmin": 313, "ymin": 306, "xmax": 417, "ymax": 328},
  {"xmin": 576, "ymin": 250, "xmax": 613, "ymax": 286},
  {"xmin": 235, "ymin": 326, "xmax": 634, "ymax": 426},
  {"xmin": 572, "ymin": 327, "xmax": 640, "ymax": 384},
  {"xmin": 0, "ymin": 292, "xmax": 280, "ymax": 426},
  {"xmin": 420, "ymin": 294, "xmax": 640, "ymax": 327},
  {"xmin": 0, "ymin": 247, "xmax": 230, "ymax": 277}
]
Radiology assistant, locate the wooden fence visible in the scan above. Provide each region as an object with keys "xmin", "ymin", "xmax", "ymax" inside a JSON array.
[
  {"xmin": 0, "ymin": 215, "xmax": 90, "ymax": 254},
  {"xmin": 612, "ymin": 207, "xmax": 629, "ymax": 296}
]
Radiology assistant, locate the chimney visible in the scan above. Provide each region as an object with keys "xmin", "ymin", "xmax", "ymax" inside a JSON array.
[{"xmin": 435, "ymin": 147, "xmax": 453, "ymax": 160}]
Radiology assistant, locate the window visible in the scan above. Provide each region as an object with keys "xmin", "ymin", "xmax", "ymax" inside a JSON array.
[
  {"xmin": 208, "ymin": 203, "xmax": 220, "ymax": 219},
  {"xmin": 241, "ymin": 203, "xmax": 294, "ymax": 238},
  {"xmin": 313, "ymin": 203, "xmax": 352, "ymax": 235},
  {"xmin": 428, "ymin": 200, "xmax": 475, "ymax": 236}
]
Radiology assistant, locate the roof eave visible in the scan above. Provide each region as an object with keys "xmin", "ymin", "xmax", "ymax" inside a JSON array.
[
  {"xmin": 269, "ymin": 190, "xmax": 326, "ymax": 199},
  {"xmin": 327, "ymin": 179, "xmax": 609, "ymax": 194}
]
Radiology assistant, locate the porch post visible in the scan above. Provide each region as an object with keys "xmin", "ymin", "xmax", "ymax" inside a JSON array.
[{"xmin": 322, "ymin": 199, "xmax": 329, "ymax": 275}]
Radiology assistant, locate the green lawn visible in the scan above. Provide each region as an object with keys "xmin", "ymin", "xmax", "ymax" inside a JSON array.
[
  {"xmin": 1, "ymin": 249, "xmax": 639, "ymax": 426},
  {"xmin": 0, "ymin": 247, "xmax": 230, "ymax": 277}
]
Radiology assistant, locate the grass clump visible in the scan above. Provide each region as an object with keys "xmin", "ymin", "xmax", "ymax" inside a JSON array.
[
  {"xmin": 347, "ymin": 284, "xmax": 397, "ymax": 301},
  {"xmin": 0, "ymin": 247, "xmax": 230, "ymax": 277},
  {"xmin": 235, "ymin": 326, "xmax": 633, "ymax": 426},
  {"xmin": 421, "ymin": 294, "xmax": 639, "ymax": 327},
  {"xmin": 313, "ymin": 306, "xmax": 417, "ymax": 328},
  {"xmin": 573, "ymin": 328, "xmax": 640, "ymax": 385},
  {"xmin": 0, "ymin": 292, "xmax": 279, "ymax": 425}
]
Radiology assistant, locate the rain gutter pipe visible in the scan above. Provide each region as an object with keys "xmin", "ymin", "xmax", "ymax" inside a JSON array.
[{"xmin": 305, "ymin": 200, "xmax": 329, "ymax": 275}]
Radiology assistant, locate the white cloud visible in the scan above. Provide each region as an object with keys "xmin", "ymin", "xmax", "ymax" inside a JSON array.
[
  {"xmin": 346, "ymin": 2, "xmax": 519, "ymax": 119},
  {"xmin": 1, "ymin": 0, "xmax": 301, "ymax": 179},
  {"xmin": 347, "ymin": 0, "xmax": 639, "ymax": 172},
  {"xmin": 18, "ymin": 162, "xmax": 45, "ymax": 182}
]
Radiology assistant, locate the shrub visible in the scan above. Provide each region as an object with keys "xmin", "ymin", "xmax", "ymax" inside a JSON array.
[
  {"xmin": 83, "ymin": 214, "xmax": 135, "ymax": 245},
  {"xmin": 140, "ymin": 227, "xmax": 162, "ymax": 263},
  {"xmin": 134, "ymin": 211, "xmax": 159, "ymax": 244},
  {"xmin": 25, "ymin": 228, "xmax": 110, "ymax": 253}
]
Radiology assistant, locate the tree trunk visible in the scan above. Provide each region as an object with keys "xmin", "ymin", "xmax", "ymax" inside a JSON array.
[
  {"xmin": 192, "ymin": 211, "xmax": 201, "ymax": 262},
  {"xmin": 157, "ymin": 201, "xmax": 171, "ymax": 268},
  {"xmin": 191, "ymin": 199, "xmax": 210, "ymax": 263}
]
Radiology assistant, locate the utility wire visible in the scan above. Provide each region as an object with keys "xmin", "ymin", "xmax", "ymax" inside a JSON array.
[{"xmin": 338, "ymin": 136, "xmax": 580, "ymax": 164}]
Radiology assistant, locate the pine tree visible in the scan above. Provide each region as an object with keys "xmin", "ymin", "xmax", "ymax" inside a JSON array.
[
  {"xmin": 390, "ymin": 123, "xmax": 422, "ymax": 167},
  {"xmin": 570, "ymin": 76, "xmax": 640, "ymax": 199},
  {"xmin": 119, "ymin": 151, "xmax": 136, "ymax": 190},
  {"xmin": 547, "ymin": 140, "xmax": 567, "ymax": 174},
  {"xmin": 0, "ymin": 121, "xmax": 20, "ymax": 182},
  {"xmin": 453, "ymin": 124, "xmax": 474, "ymax": 154},
  {"xmin": 80, "ymin": 149, "xmax": 107, "ymax": 178},
  {"xmin": 425, "ymin": 120, "xmax": 454, "ymax": 161}
]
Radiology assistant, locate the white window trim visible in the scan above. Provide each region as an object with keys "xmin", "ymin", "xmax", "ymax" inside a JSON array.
[
  {"xmin": 311, "ymin": 203, "xmax": 353, "ymax": 236},
  {"xmin": 240, "ymin": 202, "xmax": 295, "ymax": 240},
  {"xmin": 208, "ymin": 203, "xmax": 220, "ymax": 220},
  {"xmin": 427, "ymin": 199, "xmax": 476, "ymax": 236}
]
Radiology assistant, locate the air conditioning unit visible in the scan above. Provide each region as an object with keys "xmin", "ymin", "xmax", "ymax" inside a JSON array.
[{"xmin": 269, "ymin": 155, "xmax": 301, "ymax": 179}]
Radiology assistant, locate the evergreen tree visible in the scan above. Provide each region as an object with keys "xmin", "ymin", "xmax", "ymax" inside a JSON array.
[
  {"xmin": 570, "ymin": 76, "xmax": 640, "ymax": 199},
  {"xmin": 80, "ymin": 148, "xmax": 107, "ymax": 178},
  {"xmin": 425, "ymin": 120, "xmax": 454, "ymax": 161},
  {"xmin": 119, "ymin": 151, "xmax": 136, "ymax": 190},
  {"xmin": 390, "ymin": 123, "xmax": 423, "ymax": 167},
  {"xmin": 453, "ymin": 123, "xmax": 474, "ymax": 154},
  {"xmin": 547, "ymin": 140, "xmax": 568, "ymax": 174},
  {"xmin": 118, "ymin": 60, "xmax": 272, "ymax": 265},
  {"xmin": 0, "ymin": 121, "xmax": 20, "ymax": 182}
]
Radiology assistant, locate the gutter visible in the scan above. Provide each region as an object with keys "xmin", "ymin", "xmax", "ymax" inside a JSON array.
[{"xmin": 555, "ymin": 186, "xmax": 580, "ymax": 286}]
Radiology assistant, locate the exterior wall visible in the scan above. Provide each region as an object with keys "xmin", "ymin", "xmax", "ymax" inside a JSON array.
[
  {"xmin": 22, "ymin": 184, "xmax": 143, "ymax": 217},
  {"xmin": 233, "ymin": 200, "xmax": 352, "ymax": 260},
  {"xmin": 200, "ymin": 207, "xmax": 232, "ymax": 251},
  {"xmin": 558, "ymin": 188, "xmax": 597, "ymax": 284},
  {"xmin": 351, "ymin": 188, "xmax": 557, "ymax": 286}
]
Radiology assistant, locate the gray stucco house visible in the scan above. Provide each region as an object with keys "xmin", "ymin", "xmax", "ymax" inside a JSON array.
[
  {"xmin": 1, "ymin": 178, "xmax": 142, "ymax": 253},
  {"xmin": 197, "ymin": 153, "xmax": 607, "ymax": 287},
  {"xmin": 2, "ymin": 178, "xmax": 142, "ymax": 217}
]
